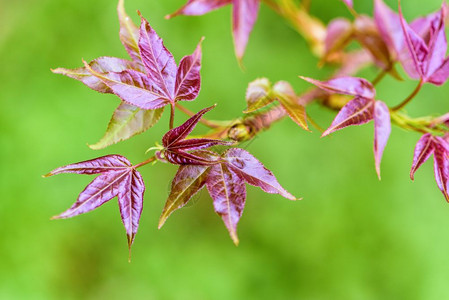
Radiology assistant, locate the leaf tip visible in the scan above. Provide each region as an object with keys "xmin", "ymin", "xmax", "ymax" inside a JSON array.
[
  {"xmin": 230, "ymin": 232, "xmax": 239, "ymax": 246},
  {"xmin": 42, "ymin": 172, "xmax": 53, "ymax": 178},
  {"xmin": 158, "ymin": 217, "xmax": 167, "ymax": 230}
]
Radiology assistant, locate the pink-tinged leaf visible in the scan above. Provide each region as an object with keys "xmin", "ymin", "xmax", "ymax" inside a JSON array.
[
  {"xmin": 323, "ymin": 18, "xmax": 353, "ymax": 59},
  {"xmin": 118, "ymin": 0, "xmax": 142, "ymax": 62},
  {"xmin": 300, "ymin": 76, "xmax": 375, "ymax": 99},
  {"xmin": 165, "ymin": 150, "xmax": 220, "ymax": 165},
  {"xmin": 163, "ymin": 105, "xmax": 215, "ymax": 147},
  {"xmin": 428, "ymin": 57, "xmax": 449, "ymax": 85},
  {"xmin": 244, "ymin": 78, "xmax": 275, "ymax": 113},
  {"xmin": 232, "ymin": 0, "xmax": 260, "ymax": 60},
  {"xmin": 273, "ymin": 81, "xmax": 309, "ymax": 131},
  {"xmin": 373, "ymin": 101, "xmax": 391, "ymax": 179},
  {"xmin": 425, "ymin": 8, "xmax": 447, "ymax": 77},
  {"xmin": 159, "ymin": 164, "xmax": 210, "ymax": 228},
  {"xmin": 52, "ymin": 57, "xmax": 144, "ymax": 94},
  {"xmin": 224, "ymin": 148, "xmax": 297, "ymax": 200},
  {"xmin": 44, "ymin": 155, "xmax": 131, "ymax": 177},
  {"xmin": 168, "ymin": 138, "xmax": 234, "ymax": 151},
  {"xmin": 84, "ymin": 63, "xmax": 170, "ymax": 110},
  {"xmin": 322, "ymin": 97, "xmax": 374, "ymax": 137},
  {"xmin": 166, "ymin": 0, "xmax": 232, "ymax": 18},
  {"xmin": 174, "ymin": 38, "xmax": 203, "ymax": 101},
  {"xmin": 410, "ymin": 133, "xmax": 435, "ymax": 180},
  {"xmin": 433, "ymin": 137, "xmax": 449, "ymax": 201},
  {"xmin": 398, "ymin": 4, "xmax": 429, "ymax": 79},
  {"xmin": 118, "ymin": 169, "xmax": 145, "ymax": 248},
  {"xmin": 341, "ymin": 0, "xmax": 353, "ymax": 8},
  {"xmin": 139, "ymin": 17, "xmax": 177, "ymax": 101},
  {"xmin": 89, "ymin": 104, "xmax": 164, "ymax": 150},
  {"xmin": 374, "ymin": 0, "xmax": 404, "ymax": 57},
  {"xmin": 206, "ymin": 162, "xmax": 246, "ymax": 245},
  {"xmin": 52, "ymin": 170, "xmax": 128, "ymax": 219}
]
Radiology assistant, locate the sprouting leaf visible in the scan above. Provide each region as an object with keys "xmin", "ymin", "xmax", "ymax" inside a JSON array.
[
  {"xmin": 159, "ymin": 163, "xmax": 210, "ymax": 228},
  {"xmin": 89, "ymin": 103, "xmax": 164, "ymax": 150},
  {"xmin": 52, "ymin": 57, "xmax": 145, "ymax": 94},
  {"xmin": 118, "ymin": 0, "xmax": 142, "ymax": 62},
  {"xmin": 322, "ymin": 18, "xmax": 353, "ymax": 61},
  {"xmin": 410, "ymin": 133, "xmax": 435, "ymax": 180},
  {"xmin": 373, "ymin": 101, "xmax": 391, "ymax": 179},
  {"xmin": 167, "ymin": 0, "xmax": 260, "ymax": 61},
  {"xmin": 175, "ymin": 38, "xmax": 204, "ymax": 101},
  {"xmin": 160, "ymin": 106, "xmax": 233, "ymax": 165},
  {"xmin": 273, "ymin": 81, "xmax": 309, "ymax": 131},
  {"xmin": 300, "ymin": 76, "xmax": 375, "ymax": 99},
  {"xmin": 206, "ymin": 162, "xmax": 246, "ymax": 245},
  {"xmin": 374, "ymin": 0, "xmax": 405, "ymax": 59},
  {"xmin": 45, "ymin": 155, "xmax": 145, "ymax": 250},
  {"xmin": 244, "ymin": 78, "xmax": 274, "ymax": 113},
  {"xmin": 322, "ymin": 97, "xmax": 374, "ymax": 137}
]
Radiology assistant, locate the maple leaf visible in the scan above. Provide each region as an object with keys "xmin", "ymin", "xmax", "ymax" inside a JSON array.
[
  {"xmin": 44, "ymin": 155, "xmax": 145, "ymax": 252},
  {"xmin": 167, "ymin": 0, "xmax": 260, "ymax": 61},
  {"xmin": 159, "ymin": 148, "xmax": 298, "ymax": 245},
  {"xmin": 411, "ymin": 134, "xmax": 449, "ymax": 201},
  {"xmin": 301, "ymin": 76, "xmax": 391, "ymax": 179},
  {"xmin": 159, "ymin": 106, "xmax": 233, "ymax": 165},
  {"xmin": 53, "ymin": 1, "xmax": 204, "ymax": 149}
]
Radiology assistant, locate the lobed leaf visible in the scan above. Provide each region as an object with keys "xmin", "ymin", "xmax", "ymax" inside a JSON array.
[
  {"xmin": 175, "ymin": 38, "xmax": 203, "ymax": 101},
  {"xmin": 224, "ymin": 148, "xmax": 297, "ymax": 200},
  {"xmin": 166, "ymin": 0, "xmax": 231, "ymax": 18},
  {"xmin": 322, "ymin": 97, "xmax": 374, "ymax": 137},
  {"xmin": 89, "ymin": 103, "xmax": 164, "ymax": 150},
  {"xmin": 374, "ymin": 0, "xmax": 404, "ymax": 58},
  {"xmin": 159, "ymin": 164, "xmax": 210, "ymax": 228},
  {"xmin": 244, "ymin": 78, "xmax": 274, "ymax": 113},
  {"xmin": 232, "ymin": 0, "xmax": 260, "ymax": 61},
  {"xmin": 300, "ymin": 76, "xmax": 375, "ymax": 99},
  {"xmin": 273, "ymin": 81, "xmax": 309, "ymax": 131},
  {"xmin": 139, "ymin": 16, "xmax": 177, "ymax": 101},
  {"xmin": 206, "ymin": 162, "xmax": 246, "ymax": 245},
  {"xmin": 410, "ymin": 133, "xmax": 434, "ymax": 180},
  {"xmin": 118, "ymin": 0, "xmax": 142, "ymax": 62},
  {"xmin": 373, "ymin": 101, "xmax": 391, "ymax": 179}
]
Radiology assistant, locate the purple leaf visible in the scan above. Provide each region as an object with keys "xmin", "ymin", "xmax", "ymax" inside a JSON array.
[
  {"xmin": 224, "ymin": 148, "xmax": 297, "ymax": 200},
  {"xmin": 374, "ymin": 0, "xmax": 404, "ymax": 58},
  {"xmin": 323, "ymin": 18, "xmax": 353, "ymax": 59},
  {"xmin": 398, "ymin": 4, "xmax": 429, "ymax": 79},
  {"xmin": 175, "ymin": 38, "xmax": 203, "ymax": 101},
  {"xmin": 52, "ymin": 171, "xmax": 127, "ymax": 219},
  {"xmin": 206, "ymin": 162, "xmax": 246, "ymax": 245},
  {"xmin": 166, "ymin": 0, "xmax": 232, "ymax": 18},
  {"xmin": 159, "ymin": 164, "xmax": 210, "ymax": 228},
  {"xmin": 322, "ymin": 97, "xmax": 374, "ymax": 137},
  {"xmin": 410, "ymin": 133, "xmax": 435, "ymax": 180},
  {"xmin": 300, "ymin": 76, "xmax": 375, "ymax": 99},
  {"xmin": 84, "ymin": 64, "xmax": 170, "ymax": 110},
  {"xmin": 165, "ymin": 150, "xmax": 221, "ymax": 165},
  {"xmin": 168, "ymin": 138, "xmax": 233, "ymax": 151},
  {"xmin": 424, "ymin": 8, "xmax": 447, "ymax": 77},
  {"xmin": 52, "ymin": 57, "xmax": 145, "ymax": 94},
  {"xmin": 433, "ymin": 137, "xmax": 449, "ymax": 201},
  {"xmin": 44, "ymin": 155, "xmax": 131, "ymax": 177},
  {"xmin": 232, "ymin": 0, "xmax": 260, "ymax": 61},
  {"xmin": 163, "ymin": 105, "xmax": 216, "ymax": 147},
  {"xmin": 428, "ymin": 58, "xmax": 449, "ymax": 85},
  {"xmin": 118, "ymin": 169, "xmax": 145, "ymax": 248},
  {"xmin": 373, "ymin": 101, "xmax": 391, "ymax": 179},
  {"xmin": 118, "ymin": 0, "xmax": 142, "ymax": 62},
  {"xmin": 139, "ymin": 16, "xmax": 177, "ymax": 102}
]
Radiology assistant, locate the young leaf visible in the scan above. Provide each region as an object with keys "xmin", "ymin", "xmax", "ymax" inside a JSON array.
[
  {"xmin": 118, "ymin": 0, "xmax": 142, "ymax": 62},
  {"xmin": 166, "ymin": 0, "xmax": 232, "ymax": 18},
  {"xmin": 232, "ymin": 0, "xmax": 260, "ymax": 61},
  {"xmin": 322, "ymin": 97, "xmax": 374, "ymax": 137},
  {"xmin": 410, "ymin": 133, "xmax": 435, "ymax": 180},
  {"xmin": 52, "ymin": 57, "xmax": 145, "ymax": 94},
  {"xmin": 300, "ymin": 76, "xmax": 375, "ymax": 100},
  {"xmin": 433, "ymin": 137, "xmax": 449, "ymax": 201},
  {"xmin": 273, "ymin": 81, "xmax": 309, "ymax": 131},
  {"xmin": 175, "ymin": 38, "xmax": 203, "ymax": 101},
  {"xmin": 374, "ymin": 0, "xmax": 405, "ymax": 58},
  {"xmin": 244, "ymin": 78, "xmax": 274, "ymax": 113},
  {"xmin": 224, "ymin": 148, "xmax": 297, "ymax": 200},
  {"xmin": 139, "ymin": 16, "xmax": 177, "ymax": 102},
  {"xmin": 206, "ymin": 162, "xmax": 246, "ymax": 245},
  {"xmin": 161, "ymin": 106, "xmax": 233, "ymax": 165},
  {"xmin": 45, "ymin": 155, "xmax": 145, "ymax": 250},
  {"xmin": 159, "ymin": 164, "xmax": 210, "ymax": 228},
  {"xmin": 323, "ymin": 18, "xmax": 353, "ymax": 61},
  {"xmin": 373, "ymin": 101, "xmax": 391, "ymax": 179},
  {"xmin": 89, "ymin": 104, "xmax": 164, "ymax": 150}
]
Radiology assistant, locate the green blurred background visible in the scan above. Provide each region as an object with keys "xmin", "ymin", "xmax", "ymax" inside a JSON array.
[{"xmin": 1, "ymin": 0, "xmax": 449, "ymax": 299}]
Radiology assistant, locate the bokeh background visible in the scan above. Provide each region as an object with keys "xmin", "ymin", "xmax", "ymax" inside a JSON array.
[{"xmin": 1, "ymin": 0, "xmax": 449, "ymax": 299}]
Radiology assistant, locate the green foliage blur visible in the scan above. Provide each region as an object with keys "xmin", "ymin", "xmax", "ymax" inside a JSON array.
[{"xmin": 1, "ymin": 0, "xmax": 449, "ymax": 298}]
